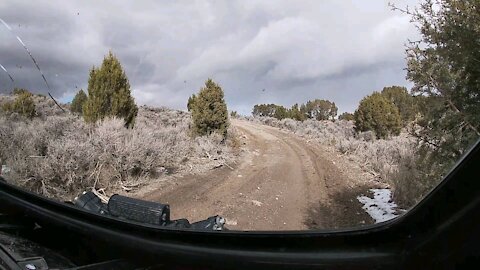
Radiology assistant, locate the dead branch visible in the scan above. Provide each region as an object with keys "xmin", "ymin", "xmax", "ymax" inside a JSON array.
[
  {"xmin": 91, "ymin": 188, "xmax": 109, "ymax": 203},
  {"xmin": 410, "ymin": 131, "xmax": 441, "ymax": 149},
  {"xmin": 223, "ymin": 162, "xmax": 234, "ymax": 170},
  {"xmin": 40, "ymin": 179, "xmax": 50, "ymax": 197},
  {"xmin": 212, "ymin": 162, "xmax": 234, "ymax": 170},
  {"xmin": 97, "ymin": 188, "xmax": 108, "ymax": 197},
  {"xmin": 87, "ymin": 162, "xmax": 100, "ymax": 181},
  {"xmin": 122, "ymin": 182, "xmax": 141, "ymax": 188},
  {"xmin": 93, "ymin": 163, "xmax": 104, "ymax": 189},
  {"xmin": 428, "ymin": 75, "xmax": 480, "ymax": 137},
  {"xmin": 446, "ymin": 99, "xmax": 480, "ymax": 136},
  {"xmin": 388, "ymin": 2, "xmax": 412, "ymax": 15},
  {"xmin": 121, "ymin": 186, "xmax": 133, "ymax": 192},
  {"xmin": 212, "ymin": 164, "xmax": 223, "ymax": 169}
]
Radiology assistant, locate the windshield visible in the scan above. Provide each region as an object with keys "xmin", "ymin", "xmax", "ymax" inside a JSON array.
[{"xmin": 1, "ymin": 0, "xmax": 479, "ymax": 231}]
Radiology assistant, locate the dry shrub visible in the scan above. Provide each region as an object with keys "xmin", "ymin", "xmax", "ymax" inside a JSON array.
[
  {"xmin": 0, "ymin": 94, "xmax": 65, "ymax": 118},
  {"xmin": 33, "ymin": 95, "xmax": 66, "ymax": 117},
  {"xmin": 387, "ymin": 154, "xmax": 424, "ymax": 208},
  {"xmin": 0, "ymin": 105, "xmax": 238, "ymax": 200},
  {"xmin": 225, "ymin": 125, "xmax": 242, "ymax": 149},
  {"xmin": 0, "ymin": 94, "xmax": 15, "ymax": 105},
  {"xmin": 194, "ymin": 124, "xmax": 239, "ymax": 161}
]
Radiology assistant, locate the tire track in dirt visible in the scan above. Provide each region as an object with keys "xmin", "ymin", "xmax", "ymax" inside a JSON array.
[{"xmin": 141, "ymin": 120, "xmax": 371, "ymax": 231}]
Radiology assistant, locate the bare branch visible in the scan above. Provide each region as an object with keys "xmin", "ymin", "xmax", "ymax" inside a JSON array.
[
  {"xmin": 427, "ymin": 75, "xmax": 480, "ymax": 136},
  {"xmin": 388, "ymin": 2, "xmax": 413, "ymax": 15}
]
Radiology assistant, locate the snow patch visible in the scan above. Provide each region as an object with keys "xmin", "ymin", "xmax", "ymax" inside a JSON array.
[{"xmin": 357, "ymin": 188, "xmax": 398, "ymax": 223}]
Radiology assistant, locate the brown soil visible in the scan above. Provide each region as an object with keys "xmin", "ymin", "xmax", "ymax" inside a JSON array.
[{"xmin": 138, "ymin": 120, "xmax": 379, "ymax": 231}]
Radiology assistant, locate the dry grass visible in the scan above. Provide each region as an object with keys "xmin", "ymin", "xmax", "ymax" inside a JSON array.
[
  {"xmin": 0, "ymin": 99, "xmax": 238, "ymax": 200},
  {"xmin": 247, "ymin": 116, "xmax": 418, "ymax": 206}
]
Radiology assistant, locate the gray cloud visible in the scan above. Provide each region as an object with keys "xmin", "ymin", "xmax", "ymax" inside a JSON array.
[{"xmin": 0, "ymin": 0, "xmax": 420, "ymax": 114}]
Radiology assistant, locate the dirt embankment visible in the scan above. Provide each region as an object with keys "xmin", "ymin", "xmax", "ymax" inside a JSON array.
[{"xmin": 137, "ymin": 120, "xmax": 381, "ymax": 231}]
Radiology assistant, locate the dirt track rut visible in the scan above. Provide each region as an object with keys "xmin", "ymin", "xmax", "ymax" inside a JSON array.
[{"xmin": 142, "ymin": 120, "xmax": 372, "ymax": 231}]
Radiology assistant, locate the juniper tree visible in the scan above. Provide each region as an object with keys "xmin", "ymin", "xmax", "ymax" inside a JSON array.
[
  {"xmin": 83, "ymin": 51, "xmax": 138, "ymax": 128},
  {"xmin": 187, "ymin": 94, "xmax": 196, "ymax": 112},
  {"xmin": 70, "ymin": 89, "xmax": 87, "ymax": 115},
  {"xmin": 392, "ymin": 0, "xmax": 480, "ymax": 183},
  {"xmin": 338, "ymin": 112, "xmax": 354, "ymax": 121},
  {"xmin": 191, "ymin": 78, "xmax": 229, "ymax": 137},
  {"xmin": 354, "ymin": 92, "xmax": 402, "ymax": 139},
  {"xmin": 303, "ymin": 99, "xmax": 338, "ymax": 121},
  {"xmin": 381, "ymin": 86, "xmax": 417, "ymax": 125}
]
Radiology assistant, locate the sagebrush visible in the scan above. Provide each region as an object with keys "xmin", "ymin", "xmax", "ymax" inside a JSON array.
[
  {"xmin": 0, "ymin": 105, "xmax": 238, "ymax": 200},
  {"xmin": 1, "ymin": 91, "xmax": 36, "ymax": 119}
]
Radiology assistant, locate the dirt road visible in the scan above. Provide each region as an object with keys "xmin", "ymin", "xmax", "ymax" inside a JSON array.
[{"xmin": 142, "ymin": 120, "xmax": 374, "ymax": 231}]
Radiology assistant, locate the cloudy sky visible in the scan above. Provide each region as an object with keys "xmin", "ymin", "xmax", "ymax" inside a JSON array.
[{"xmin": 0, "ymin": 0, "xmax": 420, "ymax": 114}]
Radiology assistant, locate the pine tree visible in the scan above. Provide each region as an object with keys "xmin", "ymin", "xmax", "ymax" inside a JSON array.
[
  {"xmin": 70, "ymin": 89, "xmax": 87, "ymax": 114},
  {"xmin": 83, "ymin": 51, "xmax": 138, "ymax": 128},
  {"xmin": 191, "ymin": 78, "xmax": 229, "ymax": 137}
]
